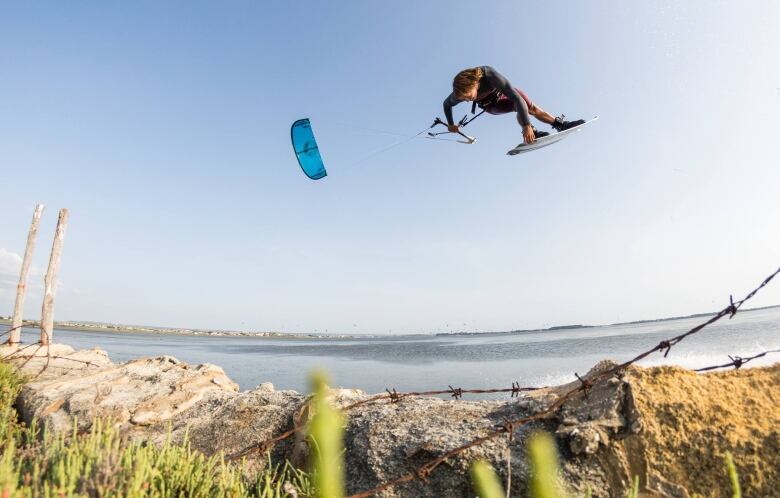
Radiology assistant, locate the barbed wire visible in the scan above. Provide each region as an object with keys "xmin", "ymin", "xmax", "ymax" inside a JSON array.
[
  {"xmin": 228, "ymin": 267, "xmax": 780, "ymax": 469},
  {"xmin": 2, "ymin": 341, "xmax": 44, "ymax": 363},
  {"xmin": 350, "ymin": 383, "xmax": 542, "ymax": 407},
  {"xmin": 1, "ymin": 339, "xmax": 102, "ymax": 381},
  {"xmin": 344, "ymin": 265, "xmax": 780, "ymax": 498},
  {"xmin": 4, "ymin": 267, "xmax": 779, "ymax": 497},
  {"xmin": 695, "ymin": 348, "xmax": 780, "ymax": 372},
  {"xmin": 226, "ymin": 382, "xmax": 544, "ymax": 461},
  {"xmin": 1, "ymin": 322, "xmax": 37, "ymax": 340}
]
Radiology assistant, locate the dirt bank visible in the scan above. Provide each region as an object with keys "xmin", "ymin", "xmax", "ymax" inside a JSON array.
[{"xmin": 626, "ymin": 364, "xmax": 780, "ymax": 498}]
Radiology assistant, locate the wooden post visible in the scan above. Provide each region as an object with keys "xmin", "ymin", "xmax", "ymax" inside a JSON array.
[
  {"xmin": 40, "ymin": 208, "xmax": 69, "ymax": 345},
  {"xmin": 8, "ymin": 204, "xmax": 45, "ymax": 344}
]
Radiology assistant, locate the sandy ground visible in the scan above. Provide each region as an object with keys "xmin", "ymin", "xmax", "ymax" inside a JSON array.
[{"xmin": 628, "ymin": 363, "xmax": 780, "ymax": 498}]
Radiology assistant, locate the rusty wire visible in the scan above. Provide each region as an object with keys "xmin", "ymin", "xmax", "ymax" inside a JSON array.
[
  {"xmin": 1, "ymin": 338, "xmax": 102, "ymax": 381},
  {"xmin": 226, "ymin": 381, "xmax": 543, "ymax": 461},
  {"xmin": 342, "ymin": 265, "xmax": 780, "ymax": 498},
  {"xmin": 1, "ymin": 341, "xmax": 44, "ymax": 364},
  {"xmin": 351, "ymin": 382, "xmax": 541, "ymax": 407},
  {"xmin": 4, "ymin": 266, "xmax": 779, "ymax": 495},
  {"xmin": 0, "ymin": 323, "xmax": 35, "ymax": 339},
  {"xmin": 0, "ymin": 327, "xmax": 15, "ymax": 341},
  {"xmin": 228, "ymin": 266, "xmax": 780, "ymax": 470},
  {"xmin": 695, "ymin": 348, "xmax": 780, "ymax": 372}
]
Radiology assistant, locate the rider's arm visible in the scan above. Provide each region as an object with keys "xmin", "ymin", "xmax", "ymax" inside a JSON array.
[
  {"xmin": 481, "ymin": 66, "xmax": 531, "ymax": 127},
  {"xmin": 443, "ymin": 92, "xmax": 461, "ymax": 126}
]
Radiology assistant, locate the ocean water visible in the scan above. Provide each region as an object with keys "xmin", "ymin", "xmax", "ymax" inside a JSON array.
[{"xmin": 5, "ymin": 307, "xmax": 779, "ymax": 398}]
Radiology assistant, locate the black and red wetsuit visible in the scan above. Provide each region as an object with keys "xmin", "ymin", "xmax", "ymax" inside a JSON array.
[{"xmin": 443, "ymin": 66, "xmax": 533, "ymax": 127}]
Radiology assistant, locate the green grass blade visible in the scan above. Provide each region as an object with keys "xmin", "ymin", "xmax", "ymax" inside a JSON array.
[
  {"xmin": 309, "ymin": 370, "xmax": 345, "ymax": 498},
  {"xmin": 528, "ymin": 431, "xmax": 561, "ymax": 498},
  {"xmin": 626, "ymin": 475, "xmax": 639, "ymax": 498},
  {"xmin": 470, "ymin": 460, "xmax": 505, "ymax": 498},
  {"xmin": 725, "ymin": 452, "xmax": 741, "ymax": 498}
]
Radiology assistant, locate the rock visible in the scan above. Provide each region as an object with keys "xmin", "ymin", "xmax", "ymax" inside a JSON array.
[
  {"xmin": 15, "ymin": 352, "xmax": 238, "ymax": 434},
  {"xmin": 162, "ymin": 382, "xmax": 307, "ymax": 468},
  {"xmin": 341, "ymin": 395, "xmax": 542, "ymax": 497},
  {"xmin": 7, "ymin": 343, "xmax": 780, "ymax": 497}
]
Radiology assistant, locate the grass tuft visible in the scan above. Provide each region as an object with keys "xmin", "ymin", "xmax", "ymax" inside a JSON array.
[
  {"xmin": 0, "ymin": 362, "xmax": 310, "ymax": 497},
  {"xmin": 725, "ymin": 452, "xmax": 741, "ymax": 498},
  {"xmin": 308, "ymin": 371, "xmax": 345, "ymax": 498},
  {"xmin": 528, "ymin": 431, "xmax": 562, "ymax": 498},
  {"xmin": 470, "ymin": 460, "xmax": 505, "ymax": 498}
]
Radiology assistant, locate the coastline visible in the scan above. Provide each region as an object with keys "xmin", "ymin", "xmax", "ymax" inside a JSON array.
[
  {"xmin": 0, "ymin": 318, "xmax": 355, "ymax": 340},
  {"xmin": 436, "ymin": 304, "xmax": 780, "ymax": 337},
  {"xmin": 3, "ymin": 303, "xmax": 778, "ymax": 341}
]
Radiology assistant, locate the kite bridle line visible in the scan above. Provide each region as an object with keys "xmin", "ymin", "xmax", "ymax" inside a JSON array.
[
  {"xmin": 321, "ymin": 108, "xmax": 484, "ymax": 147},
  {"xmin": 321, "ymin": 107, "xmax": 486, "ymax": 172}
]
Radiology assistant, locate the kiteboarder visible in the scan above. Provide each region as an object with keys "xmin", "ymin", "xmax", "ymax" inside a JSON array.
[{"xmin": 443, "ymin": 66, "xmax": 585, "ymax": 144}]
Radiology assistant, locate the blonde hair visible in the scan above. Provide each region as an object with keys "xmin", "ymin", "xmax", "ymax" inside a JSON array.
[{"xmin": 453, "ymin": 67, "xmax": 483, "ymax": 100}]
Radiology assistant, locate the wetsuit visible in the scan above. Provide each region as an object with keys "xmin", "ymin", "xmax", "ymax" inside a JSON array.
[{"xmin": 443, "ymin": 66, "xmax": 533, "ymax": 127}]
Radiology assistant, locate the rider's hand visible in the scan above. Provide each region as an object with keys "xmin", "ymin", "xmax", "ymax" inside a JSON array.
[
  {"xmin": 447, "ymin": 124, "xmax": 459, "ymax": 133},
  {"xmin": 523, "ymin": 124, "xmax": 536, "ymax": 144}
]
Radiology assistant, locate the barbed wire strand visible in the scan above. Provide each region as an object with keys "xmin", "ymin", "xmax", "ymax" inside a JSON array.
[
  {"xmin": 344, "ymin": 266, "xmax": 780, "ymax": 498},
  {"xmin": 228, "ymin": 267, "xmax": 780, "ymax": 465},
  {"xmin": 695, "ymin": 348, "xmax": 780, "ymax": 372},
  {"xmin": 4, "ymin": 267, "xmax": 779, "ymax": 495},
  {"xmin": 229, "ymin": 267, "xmax": 780, "ymax": 468},
  {"xmin": 226, "ymin": 383, "xmax": 543, "ymax": 461}
]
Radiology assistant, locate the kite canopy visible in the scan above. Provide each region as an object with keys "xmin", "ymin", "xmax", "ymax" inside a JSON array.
[{"xmin": 291, "ymin": 118, "xmax": 327, "ymax": 180}]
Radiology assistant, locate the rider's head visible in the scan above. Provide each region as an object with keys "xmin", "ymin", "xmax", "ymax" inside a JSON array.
[{"xmin": 453, "ymin": 67, "xmax": 483, "ymax": 101}]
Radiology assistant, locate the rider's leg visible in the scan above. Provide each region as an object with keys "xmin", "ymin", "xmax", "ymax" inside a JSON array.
[
  {"xmin": 529, "ymin": 105, "xmax": 556, "ymax": 125},
  {"xmin": 528, "ymin": 101, "xmax": 586, "ymax": 131}
]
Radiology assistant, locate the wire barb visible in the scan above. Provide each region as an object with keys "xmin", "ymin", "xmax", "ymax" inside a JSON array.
[
  {"xmin": 728, "ymin": 355, "xmax": 745, "ymax": 369},
  {"xmin": 574, "ymin": 373, "xmax": 592, "ymax": 399},
  {"xmin": 726, "ymin": 295, "xmax": 738, "ymax": 318},
  {"xmin": 386, "ymin": 388, "xmax": 401, "ymax": 403},
  {"xmin": 657, "ymin": 340, "xmax": 673, "ymax": 357},
  {"xmin": 499, "ymin": 417, "xmax": 516, "ymax": 442},
  {"xmin": 694, "ymin": 349, "xmax": 780, "ymax": 372}
]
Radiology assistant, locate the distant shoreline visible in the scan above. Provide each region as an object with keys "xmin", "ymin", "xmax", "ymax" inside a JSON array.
[
  {"xmin": 435, "ymin": 304, "xmax": 780, "ymax": 337},
  {"xmin": 0, "ymin": 319, "xmax": 355, "ymax": 340},
  {"xmin": 2, "ymin": 303, "xmax": 778, "ymax": 340}
]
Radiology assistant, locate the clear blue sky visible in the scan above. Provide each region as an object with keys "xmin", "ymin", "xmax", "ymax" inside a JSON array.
[{"xmin": 1, "ymin": 1, "xmax": 779, "ymax": 334}]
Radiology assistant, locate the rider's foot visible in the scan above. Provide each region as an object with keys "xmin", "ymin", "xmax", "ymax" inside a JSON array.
[
  {"xmin": 551, "ymin": 115, "xmax": 586, "ymax": 132},
  {"xmin": 533, "ymin": 127, "xmax": 550, "ymax": 139}
]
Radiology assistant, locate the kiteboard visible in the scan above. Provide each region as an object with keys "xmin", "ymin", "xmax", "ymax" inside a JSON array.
[{"xmin": 507, "ymin": 116, "xmax": 598, "ymax": 156}]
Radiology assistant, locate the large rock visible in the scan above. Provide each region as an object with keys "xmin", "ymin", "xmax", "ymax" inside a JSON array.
[
  {"xmin": 14, "ymin": 351, "xmax": 239, "ymax": 435},
  {"xmin": 338, "ymin": 360, "xmax": 636, "ymax": 497}
]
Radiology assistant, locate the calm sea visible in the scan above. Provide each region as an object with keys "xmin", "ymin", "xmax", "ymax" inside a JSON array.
[{"xmin": 6, "ymin": 307, "xmax": 779, "ymax": 398}]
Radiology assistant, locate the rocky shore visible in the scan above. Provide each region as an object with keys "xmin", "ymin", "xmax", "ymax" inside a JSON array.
[{"xmin": 2, "ymin": 342, "xmax": 778, "ymax": 497}]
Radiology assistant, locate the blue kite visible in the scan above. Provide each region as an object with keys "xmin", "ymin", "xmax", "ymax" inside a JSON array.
[{"xmin": 291, "ymin": 118, "xmax": 327, "ymax": 180}]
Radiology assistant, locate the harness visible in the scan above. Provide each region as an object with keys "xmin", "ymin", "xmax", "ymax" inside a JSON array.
[{"xmin": 473, "ymin": 89, "xmax": 501, "ymax": 113}]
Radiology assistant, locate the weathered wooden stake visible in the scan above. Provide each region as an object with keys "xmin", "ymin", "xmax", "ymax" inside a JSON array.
[
  {"xmin": 8, "ymin": 204, "xmax": 45, "ymax": 344},
  {"xmin": 40, "ymin": 208, "xmax": 69, "ymax": 345}
]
